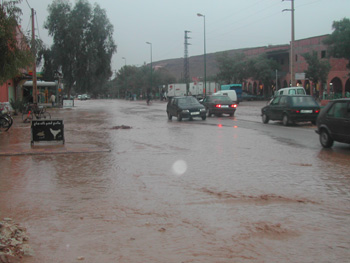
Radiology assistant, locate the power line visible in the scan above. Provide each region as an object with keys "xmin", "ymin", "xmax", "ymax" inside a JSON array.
[
  {"xmin": 25, "ymin": 0, "xmax": 31, "ymax": 9},
  {"xmin": 35, "ymin": 11, "xmax": 42, "ymax": 42},
  {"xmin": 206, "ymin": 0, "xmax": 281, "ymax": 37}
]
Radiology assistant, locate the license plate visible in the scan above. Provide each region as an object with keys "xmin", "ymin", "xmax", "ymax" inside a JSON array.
[
  {"xmin": 191, "ymin": 112, "xmax": 200, "ymax": 115},
  {"xmin": 300, "ymin": 110, "xmax": 312, "ymax": 113},
  {"xmin": 221, "ymin": 105, "xmax": 229, "ymax": 108}
]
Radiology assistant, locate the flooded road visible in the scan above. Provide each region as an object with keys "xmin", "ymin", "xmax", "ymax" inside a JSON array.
[{"xmin": 1, "ymin": 99, "xmax": 350, "ymax": 263}]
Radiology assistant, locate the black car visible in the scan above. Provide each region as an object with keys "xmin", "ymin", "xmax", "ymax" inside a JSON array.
[
  {"xmin": 261, "ymin": 95, "xmax": 320, "ymax": 126},
  {"xmin": 242, "ymin": 91, "xmax": 261, "ymax": 101},
  {"xmin": 167, "ymin": 96, "xmax": 206, "ymax": 121},
  {"xmin": 315, "ymin": 98, "xmax": 350, "ymax": 148},
  {"xmin": 201, "ymin": 95, "xmax": 237, "ymax": 117}
]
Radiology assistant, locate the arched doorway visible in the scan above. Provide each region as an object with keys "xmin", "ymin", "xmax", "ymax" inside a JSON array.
[
  {"xmin": 345, "ymin": 79, "xmax": 350, "ymax": 97},
  {"xmin": 283, "ymin": 80, "xmax": 288, "ymax": 89},
  {"xmin": 253, "ymin": 82, "xmax": 258, "ymax": 95},
  {"xmin": 304, "ymin": 80, "xmax": 311, "ymax": 95},
  {"xmin": 330, "ymin": 77, "xmax": 342, "ymax": 98},
  {"xmin": 248, "ymin": 83, "xmax": 253, "ymax": 93}
]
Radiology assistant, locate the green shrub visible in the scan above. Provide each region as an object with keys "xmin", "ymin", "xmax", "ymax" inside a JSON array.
[{"xmin": 10, "ymin": 99, "xmax": 26, "ymax": 115}]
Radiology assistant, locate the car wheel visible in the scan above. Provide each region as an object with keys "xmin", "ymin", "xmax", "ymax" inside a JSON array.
[
  {"xmin": 262, "ymin": 113, "xmax": 269, "ymax": 124},
  {"xmin": 202, "ymin": 115, "xmax": 206, "ymax": 120},
  {"xmin": 311, "ymin": 120, "xmax": 316, "ymax": 125},
  {"xmin": 320, "ymin": 129, "xmax": 334, "ymax": 148},
  {"xmin": 167, "ymin": 112, "xmax": 172, "ymax": 120},
  {"xmin": 177, "ymin": 113, "xmax": 182, "ymax": 121},
  {"xmin": 282, "ymin": 114, "xmax": 289, "ymax": 126},
  {"xmin": 207, "ymin": 109, "xmax": 212, "ymax": 117},
  {"xmin": 229, "ymin": 113, "xmax": 234, "ymax": 117}
]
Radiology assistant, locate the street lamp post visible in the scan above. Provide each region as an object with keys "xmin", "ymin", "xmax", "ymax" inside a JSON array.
[
  {"xmin": 146, "ymin": 42, "xmax": 153, "ymax": 96},
  {"xmin": 283, "ymin": 0, "xmax": 295, "ymax": 87},
  {"xmin": 197, "ymin": 13, "xmax": 206, "ymax": 97}
]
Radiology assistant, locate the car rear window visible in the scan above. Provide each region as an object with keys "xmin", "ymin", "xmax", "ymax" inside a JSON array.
[
  {"xmin": 212, "ymin": 96, "xmax": 231, "ymax": 102},
  {"xmin": 327, "ymin": 102, "xmax": 348, "ymax": 118},
  {"xmin": 290, "ymin": 96, "xmax": 318, "ymax": 107},
  {"xmin": 296, "ymin": 89, "xmax": 306, "ymax": 95},
  {"xmin": 178, "ymin": 97, "xmax": 199, "ymax": 106}
]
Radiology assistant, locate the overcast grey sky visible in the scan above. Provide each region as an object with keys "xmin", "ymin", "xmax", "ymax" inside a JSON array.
[{"xmin": 19, "ymin": 0, "xmax": 350, "ymax": 74}]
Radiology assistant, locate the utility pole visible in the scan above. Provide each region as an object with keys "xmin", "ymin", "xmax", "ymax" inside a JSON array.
[
  {"xmin": 31, "ymin": 8, "xmax": 38, "ymax": 103},
  {"xmin": 283, "ymin": 0, "xmax": 295, "ymax": 87},
  {"xmin": 184, "ymin": 30, "xmax": 191, "ymax": 95},
  {"xmin": 197, "ymin": 13, "xmax": 206, "ymax": 97}
]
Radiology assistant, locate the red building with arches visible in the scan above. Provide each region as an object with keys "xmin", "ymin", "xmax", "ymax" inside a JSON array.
[{"xmin": 241, "ymin": 35, "xmax": 349, "ymax": 99}]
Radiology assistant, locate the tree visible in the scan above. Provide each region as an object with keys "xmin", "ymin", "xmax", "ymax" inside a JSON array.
[
  {"xmin": 216, "ymin": 52, "xmax": 248, "ymax": 84},
  {"xmin": 44, "ymin": 0, "xmax": 116, "ymax": 97},
  {"xmin": 0, "ymin": 0, "xmax": 33, "ymax": 85},
  {"xmin": 302, "ymin": 51, "xmax": 331, "ymax": 85},
  {"xmin": 248, "ymin": 54, "xmax": 280, "ymax": 96},
  {"xmin": 324, "ymin": 18, "xmax": 350, "ymax": 69},
  {"xmin": 37, "ymin": 48, "xmax": 55, "ymax": 81},
  {"xmin": 114, "ymin": 64, "xmax": 176, "ymax": 99}
]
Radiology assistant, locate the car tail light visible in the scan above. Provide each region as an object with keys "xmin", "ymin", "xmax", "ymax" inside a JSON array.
[
  {"xmin": 215, "ymin": 104, "xmax": 222, "ymax": 108},
  {"xmin": 314, "ymin": 109, "xmax": 320, "ymax": 113},
  {"xmin": 292, "ymin": 110, "xmax": 300, "ymax": 113},
  {"xmin": 230, "ymin": 104, "xmax": 237, "ymax": 108}
]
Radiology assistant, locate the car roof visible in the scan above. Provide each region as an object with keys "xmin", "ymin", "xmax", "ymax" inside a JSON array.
[
  {"xmin": 331, "ymin": 98, "xmax": 350, "ymax": 102},
  {"xmin": 173, "ymin": 96, "xmax": 192, "ymax": 99},
  {"xmin": 278, "ymin": 94, "xmax": 311, "ymax": 97},
  {"xmin": 209, "ymin": 94, "xmax": 228, "ymax": 97}
]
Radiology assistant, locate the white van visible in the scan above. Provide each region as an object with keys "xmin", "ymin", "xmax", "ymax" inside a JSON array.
[
  {"xmin": 213, "ymin": 90, "xmax": 238, "ymax": 103},
  {"xmin": 275, "ymin": 87, "xmax": 306, "ymax": 96}
]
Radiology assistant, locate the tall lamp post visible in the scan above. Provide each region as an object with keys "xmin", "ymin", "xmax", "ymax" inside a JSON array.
[
  {"xmin": 197, "ymin": 13, "xmax": 206, "ymax": 97},
  {"xmin": 283, "ymin": 0, "xmax": 295, "ymax": 87},
  {"xmin": 122, "ymin": 57, "xmax": 127, "ymax": 99},
  {"xmin": 146, "ymin": 42, "xmax": 153, "ymax": 96}
]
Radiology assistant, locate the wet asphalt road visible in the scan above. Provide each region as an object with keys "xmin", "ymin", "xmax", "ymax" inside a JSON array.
[{"xmin": 1, "ymin": 99, "xmax": 350, "ymax": 263}]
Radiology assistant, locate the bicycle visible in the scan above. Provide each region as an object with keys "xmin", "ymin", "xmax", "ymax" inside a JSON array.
[
  {"xmin": 22, "ymin": 103, "xmax": 51, "ymax": 123},
  {"xmin": 0, "ymin": 105, "xmax": 13, "ymax": 132}
]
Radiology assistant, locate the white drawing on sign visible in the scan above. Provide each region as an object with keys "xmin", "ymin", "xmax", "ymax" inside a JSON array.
[
  {"xmin": 36, "ymin": 131, "xmax": 45, "ymax": 137},
  {"xmin": 50, "ymin": 128, "xmax": 61, "ymax": 139}
]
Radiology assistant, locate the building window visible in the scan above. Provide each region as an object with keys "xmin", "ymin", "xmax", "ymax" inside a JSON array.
[
  {"xmin": 321, "ymin": 50, "xmax": 326, "ymax": 58},
  {"xmin": 281, "ymin": 59, "xmax": 284, "ymax": 65},
  {"xmin": 295, "ymin": 54, "xmax": 298, "ymax": 61}
]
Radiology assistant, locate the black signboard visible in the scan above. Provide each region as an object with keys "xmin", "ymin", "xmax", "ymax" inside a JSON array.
[{"xmin": 31, "ymin": 119, "xmax": 64, "ymax": 145}]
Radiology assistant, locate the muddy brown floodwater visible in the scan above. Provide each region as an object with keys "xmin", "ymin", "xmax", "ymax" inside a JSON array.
[{"xmin": 1, "ymin": 99, "xmax": 350, "ymax": 263}]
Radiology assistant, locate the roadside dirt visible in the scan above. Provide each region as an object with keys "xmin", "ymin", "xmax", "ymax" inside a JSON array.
[{"xmin": 0, "ymin": 218, "xmax": 33, "ymax": 263}]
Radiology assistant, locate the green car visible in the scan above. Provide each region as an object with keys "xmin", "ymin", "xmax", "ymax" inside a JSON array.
[{"xmin": 261, "ymin": 95, "xmax": 320, "ymax": 126}]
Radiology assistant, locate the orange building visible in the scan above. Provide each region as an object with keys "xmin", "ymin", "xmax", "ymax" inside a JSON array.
[{"xmin": 0, "ymin": 25, "xmax": 31, "ymax": 104}]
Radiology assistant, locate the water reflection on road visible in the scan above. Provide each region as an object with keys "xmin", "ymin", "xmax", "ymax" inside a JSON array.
[{"xmin": 1, "ymin": 99, "xmax": 350, "ymax": 263}]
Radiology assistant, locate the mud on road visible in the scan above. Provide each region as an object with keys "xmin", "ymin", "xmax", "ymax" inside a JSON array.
[{"xmin": 1, "ymin": 99, "xmax": 350, "ymax": 263}]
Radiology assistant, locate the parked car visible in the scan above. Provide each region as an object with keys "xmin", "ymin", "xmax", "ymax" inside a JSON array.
[
  {"xmin": 261, "ymin": 95, "xmax": 320, "ymax": 126},
  {"xmin": 201, "ymin": 95, "xmax": 237, "ymax": 117},
  {"xmin": 166, "ymin": 96, "xmax": 206, "ymax": 121},
  {"xmin": 213, "ymin": 90, "xmax": 238, "ymax": 103},
  {"xmin": 315, "ymin": 98, "xmax": 350, "ymax": 148},
  {"xmin": 242, "ymin": 91, "xmax": 260, "ymax": 101},
  {"xmin": 275, "ymin": 87, "xmax": 306, "ymax": 96}
]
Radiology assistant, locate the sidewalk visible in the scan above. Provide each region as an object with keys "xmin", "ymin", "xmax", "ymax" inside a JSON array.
[{"xmin": 0, "ymin": 107, "xmax": 110, "ymax": 157}]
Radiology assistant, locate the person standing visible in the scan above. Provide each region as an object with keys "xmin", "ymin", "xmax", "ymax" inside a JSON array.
[{"xmin": 50, "ymin": 93, "xmax": 56, "ymax": 107}]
